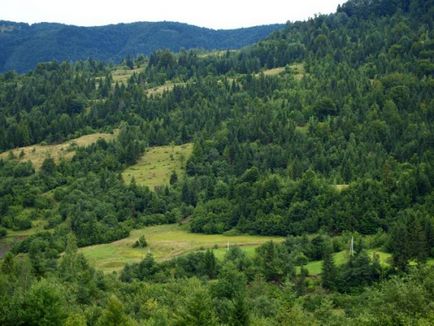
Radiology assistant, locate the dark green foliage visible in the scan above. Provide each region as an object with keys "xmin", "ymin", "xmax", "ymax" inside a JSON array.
[
  {"xmin": 96, "ymin": 295, "xmax": 134, "ymax": 326},
  {"xmin": 15, "ymin": 279, "xmax": 67, "ymax": 325},
  {"xmin": 0, "ymin": 21, "xmax": 283, "ymax": 73},
  {"xmin": 390, "ymin": 209, "xmax": 434, "ymax": 271},
  {"xmin": 0, "ymin": 0, "xmax": 433, "ymax": 324},
  {"xmin": 211, "ymin": 263, "xmax": 249, "ymax": 325},
  {"xmin": 170, "ymin": 170, "xmax": 178, "ymax": 185},
  {"xmin": 254, "ymin": 241, "xmax": 293, "ymax": 282},
  {"xmin": 174, "ymin": 280, "xmax": 218, "ymax": 326},
  {"xmin": 133, "ymin": 235, "xmax": 148, "ymax": 248},
  {"xmin": 321, "ymin": 249, "xmax": 337, "ymax": 290},
  {"xmin": 295, "ymin": 266, "xmax": 308, "ymax": 296}
]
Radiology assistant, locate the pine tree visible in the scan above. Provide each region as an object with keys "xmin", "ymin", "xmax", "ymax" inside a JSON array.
[
  {"xmin": 391, "ymin": 221, "xmax": 411, "ymax": 271},
  {"xmin": 295, "ymin": 267, "xmax": 308, "ymax": 296},
  {"xmin": 321, "ymin": 249, "xmax": 336, "ymax": 290},
  {"xmin": 204, "ymin": 249, "xmax": 218, "ymax": 279},
  {"xmin": 170, "ymin": 170, "xmax": 178, "ymax": 185}
]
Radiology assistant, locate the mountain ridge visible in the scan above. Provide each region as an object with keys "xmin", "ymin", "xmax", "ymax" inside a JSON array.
[{"xmin": 0, "ymin": 20, "xmax": 284, "ymax": 73}]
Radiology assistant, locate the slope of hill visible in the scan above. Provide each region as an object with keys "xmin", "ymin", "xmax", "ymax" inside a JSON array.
[
  {"xmin": 1, "ymin": 0, "xmax": 434, "ymax": 324},
  {"xmin": 0, "ymin": 20, "xmax": 284, "ymax": 72},
  {"xmin": 0, "ymin": 131, "xmax": 117, "ymax": 169}
]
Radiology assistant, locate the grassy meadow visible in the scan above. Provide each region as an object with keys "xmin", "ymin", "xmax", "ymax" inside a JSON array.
[
  {"xmin": 122, "ymin": 143, "xmax": 193, "ymax": 189},
  {"xmin": 80, "ymin": 224, "xmax": 284, "ymax": 272},
  {"xmin": 290, "ymin": 63, "xmax": 306, "ymax": 80},
  {"xmin": 145, "ymin": 82, "xmax": 180, "ymax": 96},
  {"xmin": 111, "ymin": 66, "xmax": 145, "ymax": 84},
  {"xmin": 259, "ymin": 67, "xmax": 286, "ymax": 76},
  {"xmin": 0, "ymin": 219, "xmax": 47, "ymax": 257},
  {"xmin": 302, "ymin": 249, "xmax": 392, "ymax": 276},
  {"xmin": 0, "ymin": 131, "xmax": 117, "ymax": 169}
]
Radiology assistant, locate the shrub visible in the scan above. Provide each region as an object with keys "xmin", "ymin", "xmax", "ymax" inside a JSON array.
[
  {"xmin": 0, "ymin": 227, "xmax": 7, "ymax": 238},
  {"xmin": 133, "ymin": 235, "xmax": 147, "ymax": 248}
]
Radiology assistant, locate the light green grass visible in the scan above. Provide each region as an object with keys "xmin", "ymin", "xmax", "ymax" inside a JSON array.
[
  {"xmin": 4, "ymin": 219, "xmax": 47, "ymax": 239},
  {"xmin": 0, "ymin": 219, "xmax": 48, "ymax": 257},
  {"xmin": 146, "ymin": 82, "xmax": 177, "ymax": 96},
  {"xmin": 111, "ymin": 66, "xmax": 145, "ymax": 84},
  {"xmin": 210, "ymin": 245, "xmax": 259, "ymax": 260},
  {"xmin": 80, "ymin": 224, "xmax": 284, "ymax": 273},
  {"xmin": 258, "ymin": 67, "xmax": 286, "ymax": 76},
  {"xmin": 122, "ymin": 143, "xmax": 193, "ymax": 189},
  {"xmin": 335, "ymin": 184, "xmax": 350, "ymax": 191},
  {"xmin": 302, "ymin": 249, "xmax": 392, "ymax": 275},
  {"xmin": 289, "ymin": 63, "xmax": 306, "ymax": 80},
  {"xmin": 295, "ymin": 125, "xmax": 308, "ymax": 134},
  {"xmin": 0, "ymin": 131, "xmax": 117, "ymax": 169},
  {"xmin": 197, "ymin": 50, "xmax": 237, "ymax": 58}
]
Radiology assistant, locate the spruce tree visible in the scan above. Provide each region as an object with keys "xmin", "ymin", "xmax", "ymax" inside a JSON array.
[{"xmin": 322, "ymin": 249, "xmax": 336, "ymax": 290}]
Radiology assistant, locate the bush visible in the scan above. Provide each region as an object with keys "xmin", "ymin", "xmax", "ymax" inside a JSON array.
[
  {"xmin": 133, "ymin": 235, "xmax": 147, "ymax": 248},
  {"xmin": 13, "ymin": 215, "xmax": 32, "ymax": 230},
  {"xmin": 0, "ymin": 227, "xmax": 7, "ymax": 238}
]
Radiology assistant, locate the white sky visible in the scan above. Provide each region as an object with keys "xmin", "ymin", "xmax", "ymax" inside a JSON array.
[{"xmin": 1, "ymin": 0, "xmax": 346, "ymax": 29}]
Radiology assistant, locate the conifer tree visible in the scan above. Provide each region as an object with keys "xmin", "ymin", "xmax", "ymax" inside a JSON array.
[{"xmin": 322, "ymin": 249, "xmax": 336, "ymax": 290}]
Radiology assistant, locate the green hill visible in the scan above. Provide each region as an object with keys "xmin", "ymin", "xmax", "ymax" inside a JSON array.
[{"xmin": 0, "ymin": 20, "xmax": 283, "ymax": 72}]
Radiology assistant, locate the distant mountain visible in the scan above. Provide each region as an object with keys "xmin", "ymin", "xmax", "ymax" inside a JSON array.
[{"xmin": 0, "ymin": 20, "xmax": 284, "ymax": 72}]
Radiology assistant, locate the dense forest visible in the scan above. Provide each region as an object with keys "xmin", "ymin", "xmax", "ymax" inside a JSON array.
[
  {"xmin": 0, "ymin": 21, "xmax": 283, "ymax": 73},
  {"xmin": 0, "ymin": 0, "xmax": 433, "ymax": 324}
]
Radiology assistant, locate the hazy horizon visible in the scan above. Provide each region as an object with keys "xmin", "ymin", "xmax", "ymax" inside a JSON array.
[{"xmin": 2, "ymin": 0, "xmax": 346, "ymax": 30}]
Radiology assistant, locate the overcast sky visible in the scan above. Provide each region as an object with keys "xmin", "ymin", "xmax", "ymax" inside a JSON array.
[{"xmin": 1, "ymin": 0, "xmax": 346, "ymax": 29}]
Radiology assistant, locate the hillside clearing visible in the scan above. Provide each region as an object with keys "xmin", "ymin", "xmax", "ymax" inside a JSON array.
[
  {"xmin": 145, "ymin": 81, "xmax": 185, "ymax": 96},
  {"xmin": 289, "ymin": 63, "xmax": 305, "ymax": 80},
  {"xmin": 0, "ymin": 219, "xmax": 47, "ymax": 257},
  {"xmin": 301, "ymin": 249, "xmax": 392, "ymax": 275},
  {"xmin": 335, "ymin": 184, "xmax": 350, "ymax": 191},
  {"xmin": 111, "ymin": 66, "xmax": 145, "ymax": 84},
  {"xmin": 80, "ymin": 224, "xmax": 284, "ymax": 272},
  {"xmin": 122, "ymin": 143, "xmax": 193, "ymax": 189},
  {"xmin": 259, "ymin": 67, "xmax": 286, "ymax": 76},
  {"xmin": 0, "ymin": 131, "xmax": 118, "ymax": 169}
]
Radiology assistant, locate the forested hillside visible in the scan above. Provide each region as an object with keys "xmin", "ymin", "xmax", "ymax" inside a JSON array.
[
  {"xmin": 0, "ymin": 20, "xmax": 283, "ymax": 73},
  {"xmin": 0, "ymin": 0, "xmax": 433, "ymax": 324}
]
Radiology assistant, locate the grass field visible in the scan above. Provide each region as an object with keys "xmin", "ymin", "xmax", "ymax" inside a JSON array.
[
  {"xmin": 0, "ymin": 131, "xmax": 117, "ymax": 169},
  {"xmin": 80, "ymin": 224, "xmax": 284, "ymax": 272},
  {"xmin": 0, "ymin": 219, "xmax": 47, "ymax": 257},
  {"xmin": 302, "ymin": 249, "xmax": 392, "ymax": 275},
  {"xmin": 260, "ymin": 67, "xmax": 286, "ymax": 76},
  {"xmin": 122, "ymin": 143, "xmax": 193, "ymax": 189},
  {"xmin": 289, "ymin": 63, "xmax": 306, "ymax": 80},
  {"xmin": 211, "ymin": 246, "xmax": 258, "ymax": 260},
  {"xmin": 335, "ymin": 184, "xmax": 350, "ymax": 191},
  {"xmin": 145, "ymin": 82, "xmax": 185, "ymax": 96},
  {"xmin": 111, "ymin": 66, "xmax": 145, "ymax": 84}
]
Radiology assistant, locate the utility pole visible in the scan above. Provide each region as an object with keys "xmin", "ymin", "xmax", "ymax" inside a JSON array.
[{"xmin": 350, "ymin": 236, "xmax": 354, "ymax": 256}]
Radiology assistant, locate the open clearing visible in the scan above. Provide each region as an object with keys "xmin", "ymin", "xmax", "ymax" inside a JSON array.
[
  {"xmin": 122, "ymin": 143, "xmax": 193, "ymax": 189},
  {"xmin": 145, "ymin": 81, "xmax": 185, "ymax": 96},
  {"xmin": 111, "ymin": 66, "xmax": 145, "ymax": 84},
  {"xmin": 0, "ymin": 219, "xmax": 47, "ymax": 257},
  {"xmin": 259, "ymin": 67, "xmax": 286, "ymax": 76},
  {"xmin": 0, "ymin": 131, "xmax": 117, "ymax": 169},
  {"xmin": 258, "ymin": 64, "xmax": 305, "ymax": 79},
  {"xmin": 301, "ymin": 250, "xmax": 392, "ymax": 276},
  {"xmin": 289, "ymin": 63, "xmax": 305, "ymax": 80},
  {"xmin": 335, "ymin": 184, "xmax": 350, "ymax": 191},
  {"xmin": 80, "ymin": 224, "xmax": 284, "ymax": 273}
]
